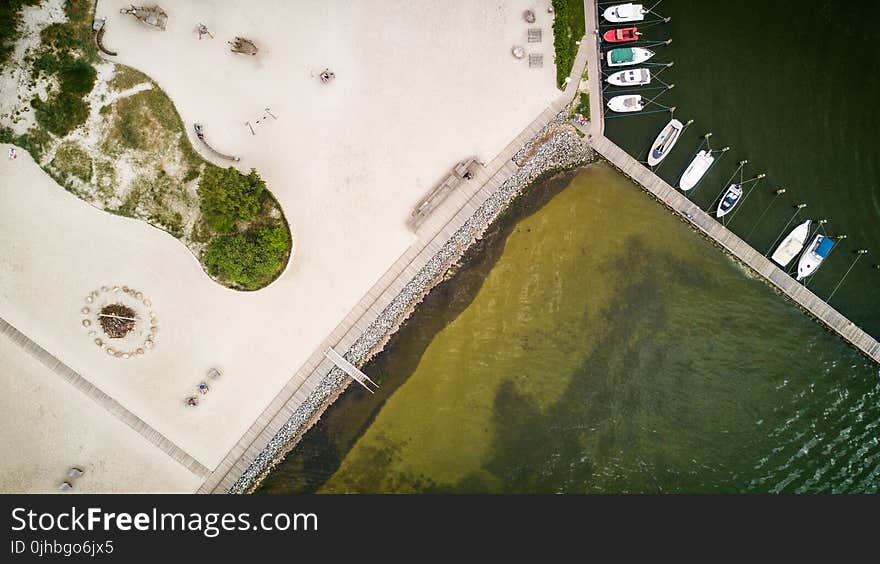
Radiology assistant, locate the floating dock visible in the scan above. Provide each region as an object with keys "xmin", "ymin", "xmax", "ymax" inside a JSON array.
[{"xmin": 584, "ymin": 0, "xmax": 880, "ymax": 365}]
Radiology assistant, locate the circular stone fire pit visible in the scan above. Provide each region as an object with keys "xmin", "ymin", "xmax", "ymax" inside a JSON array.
[{"xmin": 81, "ymin": 285, "xmax": 157, "ymax": 359}]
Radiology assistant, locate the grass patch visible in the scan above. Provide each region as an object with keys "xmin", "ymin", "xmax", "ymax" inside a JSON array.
[
  {"xmin": 108, "ymin": 65, "xmax": 150, "ymax": 92},
  {"xmin": 50, "ymin": 140, "xmax": 93, "ymax": 184},
  {"xmin": 0, "ymin": 0, "xmax": 39, "ymax": 66},
  {"xmin": 551, "ymin": 0, "xmax": 586, "ymax": 88},
  {"xmin": 576, "ymin": 92, "xmax": 590, "ymax": 119},
  {"xmin": 28, "ymin": 0, "xmax": 98, "ymax": 137},
  {"xmin": 14, "ymin": 126, "xmax": 53, "ymax": 161},
  {"xmin": 204, "ymin": 225, "xmax": 291, "ymax": 290}
]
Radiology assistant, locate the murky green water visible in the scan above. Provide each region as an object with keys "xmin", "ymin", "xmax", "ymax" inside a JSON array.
[
  {"xmin": 260, "ymin": 1, "xmax": 880, "ymax": 493},
  {"xmin": 261, "ymin": 164, "xmax": 879, "ymax": 493}
]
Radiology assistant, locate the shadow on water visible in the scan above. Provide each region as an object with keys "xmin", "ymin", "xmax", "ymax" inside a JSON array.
[{"xmin": 257, "ymin": 169, "xmax": 582, "ymax": 494}]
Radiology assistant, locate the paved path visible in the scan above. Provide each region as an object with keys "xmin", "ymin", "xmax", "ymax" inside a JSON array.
[
  {"xmin": 197, "ymin": 21, "xmax": 591, "ymax": 494},
  {"xmin": 583, "ymin": 0, "xmax": 880, "ymax": 365},
  {"xmin": 0, "ymin": 317, "xmax": 210, "ymax": 478}
]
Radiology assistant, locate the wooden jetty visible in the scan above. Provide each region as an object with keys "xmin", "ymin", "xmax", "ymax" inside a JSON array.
[{"xmin": 583, "ymin": 0, "xmax": 880, "ymax": 364}]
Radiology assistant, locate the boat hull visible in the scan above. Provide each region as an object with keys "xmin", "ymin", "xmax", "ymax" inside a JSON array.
[
  {"xmin": 716, "ymin": 184, "xmax": 742, "ymax": 218},
  {"xmin": 771, "ymin": 220, "xmax": 811, "ymax": 268},
  {"xmin": 606, "ymin": 68, "xmax": 651, "ymax": 86},
  {"xmin": 603, "ymin": 3, "xmax": 646, "ymax": 23},
  {"xmin": 797, "ymin": 234, "xmax": 834, "ymax": 280},
  {"xmin": 603, "ymin": 27, "xmax": 639, "ymax": 43},
  {"xmin": 607, "ymin": 95, "xmax": 644, "ymax": 113},
  {"xmin": 606, "ymin": 47, "xmax": 655, "ymax": 67},
  {"xmin": 679, "ymin": 150, "xmax": 714, "ymax": 191},
  {"xmin": 647, "ymin": 119, "xmax": 683, "ymax": 166}
]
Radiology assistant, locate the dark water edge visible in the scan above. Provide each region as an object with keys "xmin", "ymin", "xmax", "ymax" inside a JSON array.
[{"xmin": 256, "ymin": 169, "xmax": 583, "ymax": 494}]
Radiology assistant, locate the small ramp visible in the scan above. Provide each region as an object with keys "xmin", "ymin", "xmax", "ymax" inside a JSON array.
[{"xmin": 325, "ymin": 348, "xmax": 379, "ymax": 393}]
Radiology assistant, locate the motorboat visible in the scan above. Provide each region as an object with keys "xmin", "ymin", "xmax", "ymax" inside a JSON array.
[
  {"xmin": 716, "ymin": 184, "xmax": 743, "ymax": 218},
  {"xmin": 603, "ymin": 3, "xmax": 647, "ymax": 23},
  {"xmin": 607, "ymin": 94, "xmax": 644, "ymax": 113},
  {"xmin": 771, "ymin": 220, "xmax": 811, "ymax": 268},
  {"xmin": 679, "ymin": 150, "xmax": 714, "ymax": 191},
  {"xmin": 797, "ymin": 234, "xmax": 835, "ymax": 280},
  {"xmin": 606, "ymin": 47, "xmax": 655, "ymax": 67},
  {"xmin": 603, "ymin": 27, "xmax": 640, "ymax": 43},
  {"xmin": 647, "ymin": 118, "xmax": 683, "ymax": 166},
  {"xmin": 606, "ymin": 68, "xmax": 651, "ymax": 86}
]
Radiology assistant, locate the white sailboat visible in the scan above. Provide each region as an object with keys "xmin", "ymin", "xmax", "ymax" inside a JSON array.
[
  {"xmin": 607, "ymin": 94, "xmax": 644, "ymax": 113},
  {"xmin": 797, "ymin": 234, "xmax": 835, "ymax": 280},
  {"xmin": 771, "ymin": 220, "xmax": 811, "ymax": 268},
  {"xmin": 603, "ymin": 3, "xmax": 647, "ymax": 23},
  {"xmin": 679, "ymin": 150, "xmax": 715, "ymax": 191},
  {"xmin": 647, "ymin": 119, "xmax": 683, "ymax": 166},
  {"xmin": 606, "ymin": 68, "xmax": 651, "ymax": 86},
  {"xmin": 716, "ymin": 184, "xmax": 742, "ymax": 218}
]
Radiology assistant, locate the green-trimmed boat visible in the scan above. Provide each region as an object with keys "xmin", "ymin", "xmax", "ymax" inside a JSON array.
[{"xmin": 606, "ymin": 47, "xmax": 655, "ymax": 67}]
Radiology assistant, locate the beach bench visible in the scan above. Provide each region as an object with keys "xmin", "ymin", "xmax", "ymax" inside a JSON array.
[{"xmin": 408, "ymin": 157, "xmax": 483, "ymax": 229}]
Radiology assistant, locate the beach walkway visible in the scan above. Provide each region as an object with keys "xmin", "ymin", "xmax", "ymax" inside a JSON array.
[
  {"xmin": 196, "ymin": 24, "xmax": 591, "ymax": 494},
  {"xmin": 582, "ymin": 1, "xmax": 880, "ymax": 364},
  {"xmin": 0, "ymin": 316, "xmax": 210, "ymax": 478}
]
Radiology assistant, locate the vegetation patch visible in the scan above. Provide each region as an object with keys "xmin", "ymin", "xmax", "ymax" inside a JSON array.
[
  {"xmin": 551, "ymin": 0, "xmax": 586, "ymax": 88},
  {"xmin": 0, "ymin": 0, "xmax": 39, "ymax": 66},
  {"xmin": 204, "ymin": 226, "xmax": 291, "ymax": 291},
  {"xmin": 49, "ymin": 140, "xmax": 92, "ymax": 184},
  {"xmin": 1, "ymin": 0, "xmax": 292, "ymax": 291},
  {"xmin": 197, "ymin": 166, "xmax": 266, "ymax": 233},
  {"xmin": 108, "ymin": 64, "xmax": 149, "ymax": 92},
  {"xmin": 576, "ymin": 92, "xmax": 590, "ymax": 119}
]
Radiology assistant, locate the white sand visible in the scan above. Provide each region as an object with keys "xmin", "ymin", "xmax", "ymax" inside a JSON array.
[
  {"xmin": 0, "ymin": 331, "xmax": 202, "ymax": 493},
  {"xmin": 0, "ymin": 0, "xmax": 558, "ymax": 492}
]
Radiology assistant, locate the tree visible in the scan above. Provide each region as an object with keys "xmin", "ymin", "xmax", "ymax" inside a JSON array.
[
  {"xmin": 203, "ymin": 226, "xmax": 290, "ymax": 289},
  {"xmin": 197, "ymin": 166, "xmax": 266, "ymax": 233}
]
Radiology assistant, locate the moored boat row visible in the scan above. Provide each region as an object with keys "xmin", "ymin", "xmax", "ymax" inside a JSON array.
[{"xmin": 600, "ymin": 3, "xmax": 845, "ymax": 287}]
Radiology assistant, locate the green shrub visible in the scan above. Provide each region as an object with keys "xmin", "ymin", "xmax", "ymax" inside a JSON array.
[
  {"xmin": 32, "ymin": 55, "xmax": 96, "ymax": 136},
  {"xmin": 197, "ymin": 166, "xmax": 266, "ymax": 233},
  {"xmin": 204, "ymin": 226, "xmax": 290, "ymax": 290},
  {"xmin": 33, "ymin": 90, "xmax": 90, "ymax": 136}
]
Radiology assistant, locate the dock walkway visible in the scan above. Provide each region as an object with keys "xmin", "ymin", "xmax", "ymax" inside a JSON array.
[{"xmin": 583, "ymin": 0, "xmax": 880, "ymax": 364}]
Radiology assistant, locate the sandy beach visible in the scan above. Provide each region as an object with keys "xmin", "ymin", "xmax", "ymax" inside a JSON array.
[{"xmin": 0, "ymin": 0, "xmax": 560, "ymax": 492}]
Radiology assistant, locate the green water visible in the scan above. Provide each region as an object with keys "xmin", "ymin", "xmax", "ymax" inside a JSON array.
[
  {"xmin": 260, "ymin": 164, "xmax": 879, "ymax": 493},
  {"xmin": 604, "ymin": 0, "xmax": 880, "ymax": 335},
  {"xmin": 259, "ymin": 1, "xmax": 880, "ymax": 493}
]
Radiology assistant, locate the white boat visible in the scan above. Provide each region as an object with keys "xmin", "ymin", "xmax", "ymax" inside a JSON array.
[
  {"xmin": 797, "ymin": 234, "xmax": 835, "ymax": 280},
  {"xmin": 606, "ymin": 47, "xmax": 655, "ymax": 67},
  {"xmin": 716, "ymin": 184, "xmax": 742, "ymax": 218},
  {"xmin": 603, "ymin": 3, "xmax": 647, "ymax": 23},
  {"xmin": 606, "ymin": 68, "xmax": 651, "ymax": 86},
  {"xmin": 647, "ymin": 119, "xmax": 683, "ymax": 166},
  {"xmin": 607, "ymin": 94, "xmax": 644, "ymax": 113},
  {"xmin": 679, "ymin": 150, "xmax": 714, "ymax": 191},
  {"xmin": 771, "ymin": 220, "xmax": 811, "ymax": 268}
]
